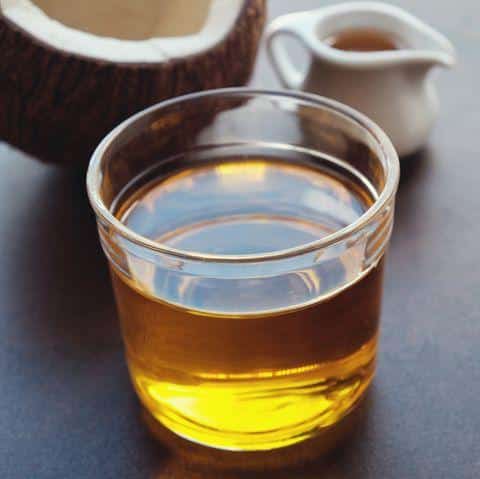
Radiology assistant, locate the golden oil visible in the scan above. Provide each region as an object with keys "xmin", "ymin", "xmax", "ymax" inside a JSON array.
[{"xmin": 111, "ymin": 155, "xmax": 382, "ymax": 450}]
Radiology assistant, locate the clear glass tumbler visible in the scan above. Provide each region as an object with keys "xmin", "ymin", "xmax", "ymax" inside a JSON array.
[{"xmin": 87, "ymin": 89, "xmax": 399, "ymax": 452}]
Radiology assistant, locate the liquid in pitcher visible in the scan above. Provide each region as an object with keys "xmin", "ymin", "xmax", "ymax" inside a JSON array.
[{"xmin": 325, "ymin": 28, "xmax": 399, "ymax": 52}]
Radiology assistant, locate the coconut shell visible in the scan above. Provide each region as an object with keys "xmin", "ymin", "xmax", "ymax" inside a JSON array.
[{"xmin": 0, "ymin": 0, "xmax": 266, "ymax": 165}]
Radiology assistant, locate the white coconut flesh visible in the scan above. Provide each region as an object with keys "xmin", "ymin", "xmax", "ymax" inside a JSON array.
[{"xmin": 0, "ymin": 0, "xmax": 244, "ymax": 62}]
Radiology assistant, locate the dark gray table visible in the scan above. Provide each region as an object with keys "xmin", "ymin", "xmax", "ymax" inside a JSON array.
[{"xmin": 1, "ymin": 1, "xmax": 479, "ymax": 477}]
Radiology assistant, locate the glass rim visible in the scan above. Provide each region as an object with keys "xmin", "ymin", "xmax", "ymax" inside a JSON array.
[{"xmin": 86, "ymin": 88, "xmax": 400, "ymax": 264}]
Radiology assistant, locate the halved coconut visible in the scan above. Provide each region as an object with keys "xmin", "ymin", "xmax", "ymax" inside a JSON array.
[{"xmin": 0, "ymin": 0, "xmax": 266, "ymax": 164}]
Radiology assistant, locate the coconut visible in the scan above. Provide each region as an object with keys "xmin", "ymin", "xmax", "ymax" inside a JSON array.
[{"xmin": 0, "ymin": 0, "xmax": 266, "ymax": 164}]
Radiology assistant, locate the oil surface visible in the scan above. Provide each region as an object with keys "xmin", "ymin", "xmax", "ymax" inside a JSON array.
[{"xmin": 112, "ymin": 155, "xmax": 383, "ymax": 450}]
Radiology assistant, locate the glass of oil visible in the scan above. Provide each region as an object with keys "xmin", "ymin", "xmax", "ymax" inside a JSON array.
[{"xmin": 87, "ymin": 89, "xmax": 399, "ymax": 452}]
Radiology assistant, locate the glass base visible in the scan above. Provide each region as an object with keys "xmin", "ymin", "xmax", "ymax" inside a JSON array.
[
  {"xmin": 142, "ymin": 389, "xmax": 372, "ymax": 469},
  {"xmin": 138, "ymin": 370, "xmax": 374, "ymax": 453}
]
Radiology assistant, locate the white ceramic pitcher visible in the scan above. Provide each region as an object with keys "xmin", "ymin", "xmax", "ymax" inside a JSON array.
[{"xmin": 266, "ymin": 2, "xmax": 456, "ymax": 156}]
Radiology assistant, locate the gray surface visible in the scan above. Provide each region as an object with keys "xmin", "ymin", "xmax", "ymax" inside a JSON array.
[{"xmin": 1, "ymin": 1, "xmax": 479, "ymax": 477}]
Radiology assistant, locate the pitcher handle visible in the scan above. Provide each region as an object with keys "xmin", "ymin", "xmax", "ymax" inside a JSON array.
[{"xmin": 266, "ymin": 17, "xmax": 311, "ymax": 90}]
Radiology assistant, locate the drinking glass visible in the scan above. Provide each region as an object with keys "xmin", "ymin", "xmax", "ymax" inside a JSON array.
[{"xmin": 87, "ymin": 89, "xmax": 399, "ymax": 451}]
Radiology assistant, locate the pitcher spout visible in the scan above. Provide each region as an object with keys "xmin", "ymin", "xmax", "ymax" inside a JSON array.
[
  {"xmin": 405, "ymin": 27, "xmax": 456, "ymax": 70},
  {"xmin": 380, "ymin": 2, "xmax": 456, "ymax": 69}
]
